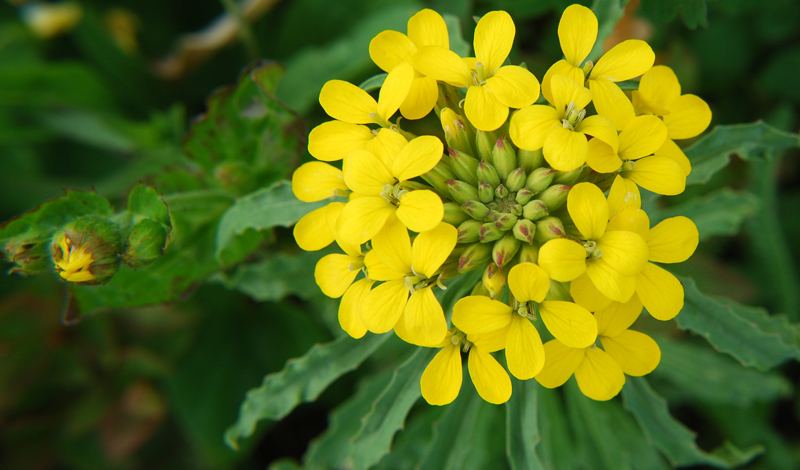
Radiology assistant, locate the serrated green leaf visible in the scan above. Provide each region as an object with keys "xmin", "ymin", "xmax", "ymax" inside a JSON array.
[
  {"xmin": 127, "ymin": 184, "xmax": 171, "ymax": 229},
  {"xmin": 351, "ymin": 347, "xmax": 433, "ymax": 470},
  {"xmin": 587, "ymin": 0, "xmax": 630, "ymax": 63},
  {"xmin": 506, "ymin": 380, "xmax": 545, "ymax": 470},
  {"xmin": 648, "ymin": 189, "xmax": 758, "ymax": 240},
  {"xmin": 685, "ymin": 122, "xmax": 800, "ymax": 186},
  {"xmin": 651, "ymin": 336, "xmax": 792, "ymax": 406},
  {"xmin": 225, "ymin": 333, "xmax": 390, "ymax": 450},
  {"xmin": 443, "ymin": 14, "xmax": 470, "ymax": 57},
  {"xmin": 216, "ymin": 249, "xmax": 328, "ymax": 301},
  {"xmin": 675, "ymin": 277, "xmax": 800, "ymax": 371},
  {"xmin": 622, "ymin": 377, "xmax": 762, "ymax": 468}
]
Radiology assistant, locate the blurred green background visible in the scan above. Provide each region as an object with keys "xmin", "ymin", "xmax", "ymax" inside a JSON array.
[{"xmin": 1, "ymin": 0, "xmax": 799, "ymax": 468}]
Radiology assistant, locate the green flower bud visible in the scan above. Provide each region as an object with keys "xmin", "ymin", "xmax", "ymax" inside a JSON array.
[
  {"xmin": 516, "ymin": 188, "xmax": 534, "ymax": 206},
  {"xmin": 438, "ymin": 84, "xmax": 465, "ymax": 114},
  {"xmin": 471, "ymin": 280, "xmax": 491, "ymax": 297},
  {"xmin": 508, "ymin": 202, "xmax": 523, "ymax": 217},
  {"xmin": 2, "ymin": 231, "xmax": 51, "ymax": 276},
  {"xmin": 123, "ymin": 219, "xmax": 168, "ymax": 267},
  {"xmin": 478, "ymin": 181, "xmax": 495, "ymax": 204},
  {"xmin": 51, "ymin": 215, "xmax": 122, "ymax": 285},
  {"xmin": 505, "ymin": 167, "xmax": 527, "ymax": 192},
  {"xmin": 458, "ymin": 242, "xmax": 492, "ymax": 273},
  {"xmin": 518, "ymin": 242, "xmax": 540, "ymax": 264},
  {"xmin": 492, "ymin": 232, "xmax": 521, "ymax": 268},
  {"xmin": 476, "ymin": 160, "xmax": 501, "ymax": 188},
  {"xmin": 440, "ymin": 108, "xmax": 475, "ymax": 156},
  {"xmin": 480, "ymin": 222, "xmax": 504, "ymax": 243},
  {"xmin": 443, "ymin": 202, "xmax": 472, "ymax": 225},
  {"xmin": 517, "ymin": 148, "xmax": 544, "ymax": 173},
  {"xmin": 475, "ymin": 130, "xmax": 495, "ymax": 163},
  {"xmin": 448, "ymin": 148, "xmax": 480, "ymax": 187},
  {"xmin": 512, "ymin": 219, "xmax": 536, "ymax": 245},
  {"xmin": 493, "ymin": 212, "xmax": 518, "ymax": 231},
  {"xmin": 525, "ymin": 167, "xmax": 556, "ymax": 194},
  {"xmin": 446, "ymin": 179, "xmax": 479, "ymax": 205},
  {"xmin": 462, "ymin": 200, "xmax": 490, "ymax": 220},
  {"xmin": 553, "ymin": 167, "xmax": 587, "ymax": 186},
  {"xmin": 495, "ymin": 184, "xmax": 509, "ymax": 199},
  {"xmin": 522, "ymin": 200, "xmax": 549, "ymax": 221},
  {"xmin": 546, "ymin": 280, "xmax": 572, "ymax": 301},
  {"xmin": 482, "ymin": 262, "xmax": 510, "ymax": 298},
  {"xmin": 534, "ymin": 216, "xmax": 566, "ymax": 243},
  {"xmin": 457, "ymin": 219, "xmax": 483, "ymax": 243},
  {"xmin": 491, "ymin": 136, "xmax": 517, "ymax": 180},
  {"xmin": 534, "ymin": 184, "xmax": 571, "ymax": 212},
  {"xmin": 421, "ymin": 158, "xmax": 456, "ymax": 197}
]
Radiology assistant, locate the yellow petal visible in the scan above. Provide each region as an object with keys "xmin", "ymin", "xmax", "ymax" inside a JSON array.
[
  {"xmin": 396, "ymin": 190, "xmax": 443, "ymax": 233},
  {"xmin": 468, "ymin": 349, "xmax": 512, "ymax": 404},
  {"xmin": 550, "ymin": 74, "xmax": 592, "ymax": 113},
  {"xmin": 623, "ymin": 156, "xmax": 686, "ymax": 196},
  {"xmin": 315, "ymin": 253, "xmax": 361, "ymax": 298},
  {"xmin": 364, "ymin": 249, "xmax": 405, "ymax": 281},
  {"xmin": 452, "ymin": 295, "xmax": 513, "ymax": 334},
  {"xmin": 344, "ymin": 149, "xmax": 395, "ymax": 195},
  {"xmin": 568, "ymin": 182, "xmax": 608, "ymax": 240},
  {"xmin": 597, "ymin": 230, "xmax": 649, "ymax": 277},
  {"xmin": 509, "ymin": 105, "xmax": 561, "ymax": 151},
  {"xmin": 574, "ymin": 347, "xmax": 625, "ymax": 401},
  {"xmin": 339, "ymin": 278, "xmax": 374, "ymax": 338},
  {"xmin": 656, "ymin": 138, "xmax": 691, "ymax": 176},
  {"xmin": 319, "ymin": 79, "xmax": 377, "ymax": 124},
  {"xmin": 618, "ymin": 115, "xmax": 668, "ymax": 161},
  {"xmin": 369, "ymin": 30, "xmax": 415, "ymax": 73},
  {"xmin": 538, "ymin": 238, "xmax": 587, "ymax": 282},
  {"xmin": 539, "ymin": 300, "xmax": 598, "ymax": 348},
  {"xmin": 474, "ymin": 10, "xmax": 514, "ymax": 75},
  {"xmin": 607, "ymin": 175, "xmax": 641, "ymax": 218},
  {"xmin": 402, "ymin": 287, "xmax": 448, "ymax": 346},
  {"xmin": 421, "ymin": 344, "xmax": 463, "ymax": 405},
  {"xmin": 294, "ymin": 204, "xmax": 335, "ymax": 251},
  {"xmin": 541, "ymin": 59, "xmax": 585, "ymax": 106},
  {"xmin": 508, "ymin": 262, "xmax": 550, "ymax": 303},
  {"xmin": 594, "ymin": 294, "xmax": 643, "ymax": 337},
  {"xmin": 588, "ymin": 77, "xmax": 635, "ymax": 130},
  {"xmin": 465, "ymin": 84, "xmax": 509, "ymax": 132},
  {"xmin": 371, "ymin": 214, "xmax": 412, "ymax": 274},
  {"xmin": 569, "ymin": 273, "xmax": 613, "ymax": 312},
  {"xmin": 558, "ymin": 4, "xmax": 597, "ymax": 66},
  {"xmin": 292, "ymin": 161, "xmax": 348, "ymax": 202},
  {"xmin": 590, "ymin": 39, "xmax": 654, "ymax": 82},
  {"xmin": 585, "ymin": 258, "xmax": 637, "ymax": 303},
  {"xmin": 413, "ymin": 45, "xmax": 471, "ymax": 87},
  {"xmin": 408, "ymin": 9, "xmax": 449, "ymax": 48},
  {"xmin": 400, "ymin": 76, "xmax": 439, "ymax": 120},
  {"xmin": 468, "ymin": 325, "xmax": 510, "ymax": 353},
  {"xmin": 606, "ymin": 207, "xmax": 650, "ymax": 240},
  {"xmin": 636, "ymin": 263, "xmax": 683, "ymax": 321},
  {"xmin": 543, "ymin": 126, "xmax": 588, "ymax": 171},
  {"xmin": 378, "ymin": 62, "xmax": 414, "ymax": 122},
  {"xmin": 328, "ymin": 202, "xmax": 362, "ymax": 257},
  {"xmin": 576, "ymin": 114, "xmax": 619, "ymax": 152},
  {"xmin": 586, "ymin": 138, "xmax": 622, "ymax": 173},
  {"xmin": 647, "ymin": 216, "xmax": 698, "ymax": 263},
  {"xmin": 392, "ymin": 135, "xmax": 443, "ymax": 182},
  {"xmin": 506, "ymin": 315, "xmax": 545, "ymax": 379},
  {"xmin": 635, "ymin": 65, "xmax": 681, "ymax": 115},
  {"xmin": 336, "ymin": 196, "xmax": 394, "ymax": 245},
  {"xmin": 535, "ymin": 339, "xmax": 585, "ymax": 388},
  {"xmin": 365, "ymin": 128, "xmax": 407, "ymax": 169},
  {"xmin": 663, "ymin": 94, "xmax": 712, "ymax": 140},
  {"xmin": 308, "ymin": 121, "xmax": 374, "ymax": 162},
  {"xmin": 412, "ymin": 222, "xmax": 457, "ymax": 278},
  {"xmin": 601, "ymin": 329, "xmax": 661, "ymax": 376},
  {"xmin": 360, "ymin": 278, "xmax": 408, "ymax": 333},
  {"xmin": 486, "ymin": 65, "xmax": 540, "ymax": 109}
]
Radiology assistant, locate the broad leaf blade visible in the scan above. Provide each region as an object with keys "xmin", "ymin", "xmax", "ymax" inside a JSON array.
[
  {"xmin": 506, "ymin": 380, "xmax": 545, "ymax": 470},
  {"xmin": 648, "ymin": 189, "xmax": 758, "ymax": 240}
]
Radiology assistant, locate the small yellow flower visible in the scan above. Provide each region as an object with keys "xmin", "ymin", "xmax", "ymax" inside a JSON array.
[
  {"xmin": 291, "ymin": 161, "xmax": 350, "ymax": 203},
  {"xmin": 22, "ymin": 1, "xmax": 82, "ymax": 39},
  {"xmin": 53, "ymin": 232, "xmax": 95, "ymax": 283}
]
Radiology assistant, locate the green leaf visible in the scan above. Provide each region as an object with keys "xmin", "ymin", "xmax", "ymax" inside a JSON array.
[
  {"xmin": 373, "ymin": 405, "xmax": 443, "ymax": 470},
  {"xmin": 163, "ymin": 190, "xmax": 235, "ymax": 240},
  {"xmin": 0, "ymin": 62, "xmax": 114, "ymax": 110},
  {"xmin": 351, "ymin": 347, "xmax": 434, "ymax": 470},
  {"xmin": 640, "ymin": 0, "xmax": 708, "ymax": 29},
  {"xmin": 537, "ymin": 387, "xmax": 576, "ymax": 470},
  {"xmin": 685, "ymin": 122, "xmax": 800, "ymax": 186},
  {"xmin": 506, "ymin": 380, "xmax": 545, "ymax": 470},
  {"xmin": 39, "ymin": 111, "xmax": 136, "ymax": 153},
  {"xmin": 675, "ymin": 277, "xmax": 800, "ymax": 371},
  {"xmin": 648, "ymin": 189, "xmax": 759, "ymax": 241},
  {"xmin": 359, "ymin": 73, "xmax": 387, "ymax": 92},
  {"xmin": 127, "ymin": 184, "xmax": 172, "ymax": 229},
  {"xmin": 443, "ymin": 14, "xmax": 471, "ymax": 57},
  {"xmin": 225, "ymin": 333, "xmax": 390, "ymax": 450},
  {"xmin": 651, "ymin": 336, "xmax": 792, "ymax": 406},
  {"xmin": 587, "ymin": 0, "xmax": 630, "ymax": 63},
  {"xmin": 216, "ymin": 249, "xmax": 329, "ymax": 301},
  {"xmin": 622, "ymin": 376, "xmax": 762, "ymax": 468}
]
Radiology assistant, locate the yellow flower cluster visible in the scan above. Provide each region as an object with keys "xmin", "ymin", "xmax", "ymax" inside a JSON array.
[{"xmin": 292, "ymin": 5, "xmax": 709, "ymax": 405}]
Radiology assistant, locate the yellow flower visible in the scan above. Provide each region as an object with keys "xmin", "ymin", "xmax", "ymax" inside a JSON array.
[
  {"xmin": 541, "ymin": 4, "xmax": 655, "ymax": 130},
  {"xmin": 510, "ymin": 74, "xmax": 618, "ymax": 171},
  {"xmin": 291, "ymin": 162, "xmax": 350, "ymax": 203},
  {"xmin": 22, "ymin": 1, "xmax": 83, "ymax": 39},
  {"xmin": 336, "ymin": 135, "xmax": 445, "ymax": 245},
  {"xmin": 452, "ymin": 262, "xmax": 597, "ymax": 380},
  {"xmin": 53, "ymin": 232, "xmax": 95, "ymax": 283},
  {"xmin": 313, "ymin": 204, "xmax": 365, "ymax": 299},
  {"xmin": 538, "ymin": 183, "xmax": 648, "ymax": 302},
  {"xmin": 359, "ymin": 218, "xmax": 457, "ymax": 346},
  {"xmin": 294, "ymin": 202, "xmax": 343, "ymax": 252},
  {"xmin": 535, "ymin": 295, "xmax": 660, "ymax": 401},
  {"xmin": 413, "ymin": 11, "xmax": 540, "ymax": 131}
]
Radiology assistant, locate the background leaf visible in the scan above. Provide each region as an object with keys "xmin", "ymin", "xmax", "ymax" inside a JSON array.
[{"xmin": 649, "ymin": 189, "xmax": 759, "ymax": 241}]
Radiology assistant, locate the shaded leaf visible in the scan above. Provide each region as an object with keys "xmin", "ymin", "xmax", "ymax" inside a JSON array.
[
  {"xmin": 506, "ymin": 379, "xmax": 545, "ymax": 470},
  {"xmin": 587, "ymin": 0, "xmax": 629, "ymax": 63},
  {"xmin": 640, "ymin": 0, "xmax": 708, "ymax": 29},
  {"xmin": 537, "ymin": 387, "xmax": 576, "ymax": 470},
  {"xmin": 126, "ymin": 184, "xmax": 172, "ymax": 230},
  {"xmin": 443, "ymin": 14, "xmax": 470, "ymax": 58},
  {"xmin": 648, "ymin": 189, "xmax": 758, "ymax": 241},
  {"xmin": 359, "ymin": 73, "xmax": 387, "ymax": 92}
]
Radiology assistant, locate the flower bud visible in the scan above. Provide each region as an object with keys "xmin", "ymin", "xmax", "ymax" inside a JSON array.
[
  {"xmin": 471, "ymin": 280, "xmax": 491, "ymax": 296},
  {"xmin": 553, "ymin": 166, "xmax": 588, "ymax": 186},
  {"xmin": 518, "ymin": 242, "xmax": 540, "ymax": 264},
  {"xmin": 482, "ymin": 262, "xmax": 510, "ymax": 298},
  {"xmin": 512, "ymin": 219, "xmax": 536, "ymax": 245},
  {"xmin": 493, "ymin": 213, "xmax": 518, "ymax": 231},
  {"xmin": 480, "ymin": 222, "xmax": 504, "ymax": 243},
  {"xmin": 438, "ymin": 84, "xmax": 465, "ymax": 114},
  {"xmin": 458, "ymin": 242, "xmax": 492, "ymax": 273},
  {"xmin": 462, "ymin": 200, "xmax": 490, "ymax": 220},
  {"xmin": 505, "ymin": 167, "xmax": 527, "ymax": 192},
  {"xmin": 534, "ymin": 216, "xmax": 566, "ymax": 243},
  {"xmin": 478, "ymin": 181, "xmax": 495, "ymax": 204},
  {"xmin": 51, "ymin": 215, "xmax": 122, "ymax": 285},
  {"xmin": 492, "ymin": 232, "xmax": 521, "ymax": 268},
  {"xmin": 515, "ymin": 188, "xmax": 534, "ymax": 206},
  {"xmin": 494, "ymin": 184, "xmax": 509, "ymax": 199},
  {"xmin": 492, "ymin": 136, "xmax": 517, "ymax": 180},
  {"xmin": 123, "ymin": 219, "xmax": 168, "ymax": 267},
  {"xmin": 446, "ymin": 179, "xmax": 479, "ymax": 205},
  {"xmin": 525, "ymin": 168, "xmax": 556, "ymax": 194},
  {"xmin": 440, "ymin": 108, "xmax": 475, "ymax": 156},
  {"xmin": 476, "ymin": 160, "xmax": 501, "ymax": 188},
  {"xmin": 457, "ymin": 219, "xmax": 483, "ymax": 243},
  {"xmin": 422, "ymin": 158, "xmax": 456, "ymax": 197},
  {"xmin": 443, "ymin": 202, "xmax": 472, "ymax": 226},
  {"xmin": 2, "ymin": 232, "xmax": 51, "ymax": 276},
  {"xmin": 449, "ymin": 148, "xmax": 480, "ymax": 186},
  {"xmin": 534, "ymin": 184, "xmax": 571, "ymax": 212},
  {"xmin": 522, "ymin": 200, "xmax": 549, "ymax": 221},
  {"xmin": 517, "ymin": 148, "xmax": 544, "ymax": 173},
  {"xmin": 475, "ymin": 130, "xmax": 496, "ymax": 163}
]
